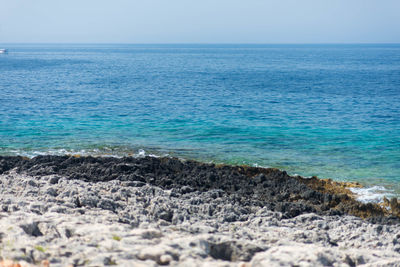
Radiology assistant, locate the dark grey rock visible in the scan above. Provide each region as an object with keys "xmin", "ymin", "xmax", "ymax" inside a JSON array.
[
  {"xmin": 46, "ymin": 187, "xmax": 58, "ymax": 197},
  {"xmin": 20, "ymin": 222, "xmax": 43, "ymax": 237},
  {"xmin": 48, "ymin": 176, "xmax": 60, "ymax": 184},
  {"xmin": 209, "ymin": 241, "xmax": 264, "ymax": 262},
  {"xmin": 27, "ymin": 179, "xmax": 37, "ymax": 187}
]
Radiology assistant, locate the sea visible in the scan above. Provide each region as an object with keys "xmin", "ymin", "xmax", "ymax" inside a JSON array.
[{"xmin": 0, "ymin": 44, "xmax": 399, "ymax": 201}]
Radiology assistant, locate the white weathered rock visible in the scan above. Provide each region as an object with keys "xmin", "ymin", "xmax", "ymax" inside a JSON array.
[{"xmin": 1, "ymin": 170, "xmax": 400, "ymax": 266}]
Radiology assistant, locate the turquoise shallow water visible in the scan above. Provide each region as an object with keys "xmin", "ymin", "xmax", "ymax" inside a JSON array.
[{"xmin": 0, "ymin": 44, "xmax": 399, "ymax": 196}]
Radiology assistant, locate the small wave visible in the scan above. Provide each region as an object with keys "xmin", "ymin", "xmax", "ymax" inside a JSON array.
[
  {"xmin": 251, "ymin": 163, "xmax": 271, "ymax": 168},
  {"xmin": 349, "ymin": 186, "xmax": 395, "ymax": 203},
  {"xmin": 6, "ymin": 148, "xmax": 166, "ymax": 159},
  {"xmin": 135, "ymin": 149, "xmax": 162, "ymax": 158}
]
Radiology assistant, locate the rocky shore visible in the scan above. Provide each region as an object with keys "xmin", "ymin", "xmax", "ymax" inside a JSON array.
[{"xmin": 1, "ymin": 155, "xmax": 400, "ymax": 266}]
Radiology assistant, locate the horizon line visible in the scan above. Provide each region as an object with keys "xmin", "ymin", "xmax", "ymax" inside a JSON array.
[{"xmin": 1, "ymin": 42, "xmax": 400, "ymax": 45}]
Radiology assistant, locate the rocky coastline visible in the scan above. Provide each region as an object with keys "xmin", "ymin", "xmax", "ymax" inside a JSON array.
[{"xmin": 1, "ymin": 155, "xmax": 400, "ymax": 266}]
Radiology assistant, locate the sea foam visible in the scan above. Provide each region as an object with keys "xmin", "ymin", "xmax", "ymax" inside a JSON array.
[{"xmin": 349, "ymin": 186, "xmax": 395, "ymax": 203}]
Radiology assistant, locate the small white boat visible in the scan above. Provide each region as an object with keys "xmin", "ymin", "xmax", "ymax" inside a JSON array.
[{"xmin": 0, "ymin": 49, "xmax": 7, "ymax": 54}]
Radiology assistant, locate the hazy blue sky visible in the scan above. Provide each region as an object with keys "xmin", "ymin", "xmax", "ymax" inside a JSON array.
[{"xmin": 1, "ymin": 0, "xmax": 399, "ymax": 43}]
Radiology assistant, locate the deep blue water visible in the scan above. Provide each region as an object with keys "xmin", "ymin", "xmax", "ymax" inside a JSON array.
[{"xmin": 1, "ymin": 44, "xmax": 399, "ymax": 197}]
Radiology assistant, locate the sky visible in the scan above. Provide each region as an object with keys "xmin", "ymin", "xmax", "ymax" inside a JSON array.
[{"xmin": 1, "ymin": 0, "xmax": 400, "ymax": 43}]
